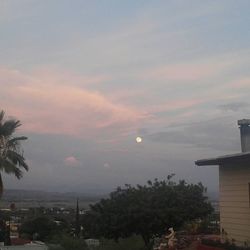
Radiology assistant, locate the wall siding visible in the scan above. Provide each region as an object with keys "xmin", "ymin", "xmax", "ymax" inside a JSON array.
[{"xmin": 219, "ymin": 164, "xmax": 250, "ymax": 245}]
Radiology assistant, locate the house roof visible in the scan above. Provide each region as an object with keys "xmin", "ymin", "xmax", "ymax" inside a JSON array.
[
  {"xmin": 11, "ymin": 238, "xmax": 31, "ymax": 245},
  {"xmin": 195, "ymin": 151, "xmax": 250, "ymax": 166}
]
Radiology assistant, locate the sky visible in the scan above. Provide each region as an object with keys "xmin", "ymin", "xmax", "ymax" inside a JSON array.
[{"xmin": 0, "ymin": 0, "xmax": 250, "ymax": 194}]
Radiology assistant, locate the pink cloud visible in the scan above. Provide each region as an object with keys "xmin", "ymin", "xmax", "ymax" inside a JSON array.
[
  {"xmin": 103, "ymin": 163, "xmax": 111, "ymax": 169},
  {"xmin": 230, "ymin": 77, "xmax": 250, "ymax": 88},
  {"xmin": 0, "ymin": 67, "xmax": 148, "ymax": 137},
  {"xmin": 64, "ymin": 156, "xmax": 80, "ymax": 167},
  {"xmin": 140, "ymin": 60, "xmax": 232, "ymax": 82}
]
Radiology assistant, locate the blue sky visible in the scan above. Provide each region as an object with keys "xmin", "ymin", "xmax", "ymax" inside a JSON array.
[{"xmin": 0, "ymin": 0, "xmax": 250, "ymax": 194}]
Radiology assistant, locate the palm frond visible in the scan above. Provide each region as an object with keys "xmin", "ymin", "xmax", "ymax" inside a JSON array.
[
  {"xmin": 8, "ymin": 136, "xmax": 28, "ymax": 144},
  {"xmin": 0, "ymin": 119, "xmax": 21, "ymax": 136},
  {"xmin": 0, "ymin": 111, "xmax": 4, "ymax": 125},
  {"xmin": 8, "ymin": 136, "xmax": 28, "ymax": 151},
  {"xmin": 0, "ymin": 111, "xmax": 28, "ymax": 196},
  {"xmin": 6, "ymin": 150, "xmax": 29, "ymax": 171},
  {"xmin": 1, "ymin": 159, "xmax": 23, "ymax": 179}
]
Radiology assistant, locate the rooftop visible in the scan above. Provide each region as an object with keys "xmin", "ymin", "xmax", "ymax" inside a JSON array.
[
  {"xmin": 195, "ymin": 151, "xmax": 250, "ymax": 166},
  {"xmin": 196, "ymin": 119, "xmax": 250, "ymax": 166}
]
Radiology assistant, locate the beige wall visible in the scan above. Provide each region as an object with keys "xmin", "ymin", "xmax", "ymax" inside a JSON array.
[{"xmin": 219, "ymin": 164, "xmax": 250, "ymax": 245}]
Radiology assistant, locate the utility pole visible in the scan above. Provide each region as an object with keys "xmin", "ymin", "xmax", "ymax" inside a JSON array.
[{"xmin": 75, "ymin": 198, "xmax": 80, "ymax": 238}]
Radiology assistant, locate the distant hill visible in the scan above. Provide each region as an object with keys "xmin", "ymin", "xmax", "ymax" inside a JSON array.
[
  {"xmin": 2, "ymin": 189, "xmax": 105, "ymax": 200},
  {"xmin": 0, "ymin": 189, "xmax": 218, "ymax": 209},
  {"xmin": 0, "ymin": 189, "xmax": 106, "ymax": 209}
]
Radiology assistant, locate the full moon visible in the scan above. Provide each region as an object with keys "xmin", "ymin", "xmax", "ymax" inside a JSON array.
[{"xmin": 136, "ymin": 136, "xmax": 142, "ymax": 143}]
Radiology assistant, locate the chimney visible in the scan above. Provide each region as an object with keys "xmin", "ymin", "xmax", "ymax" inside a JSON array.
[{"xmin": 238, "ymin": 119, "xmax": 250, "ymax": 152}]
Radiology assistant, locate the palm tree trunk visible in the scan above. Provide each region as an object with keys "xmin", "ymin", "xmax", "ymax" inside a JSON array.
[{"xmin": 0, "ymin": 173, "xmax": 3, "ymax": 197}]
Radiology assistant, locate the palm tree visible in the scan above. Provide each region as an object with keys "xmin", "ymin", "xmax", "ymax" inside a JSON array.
[{"xmin": 0, "ymin": 110, "xmax": 29, "ymax": 196}]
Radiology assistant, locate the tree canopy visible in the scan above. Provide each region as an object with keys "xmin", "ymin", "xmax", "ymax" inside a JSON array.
[
  {"xmin": 82, "ymin": 175, "xmax": 213, "ymax": 246},
  {"xmin": 0, "ymin": 110, "xmax": 28, "ymax": 195},
  {"xmin": 20, "ymin": 216, "xmax": 59, "ymax": 241}
]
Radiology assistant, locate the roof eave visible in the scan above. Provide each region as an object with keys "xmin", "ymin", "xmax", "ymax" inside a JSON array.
[{"xmin": 195, "ymin": 152, "xmax": 250, "ymax": 166}]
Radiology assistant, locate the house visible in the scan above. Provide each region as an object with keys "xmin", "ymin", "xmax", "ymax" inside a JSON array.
[{"xmin": 195, "ymin": 119, "xmax": 250, "ymax": 245}]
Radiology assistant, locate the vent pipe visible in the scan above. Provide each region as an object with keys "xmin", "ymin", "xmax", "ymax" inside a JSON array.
[{"xmin": 238, "ymin": 119, "xmax": 250, "ymax": 152}]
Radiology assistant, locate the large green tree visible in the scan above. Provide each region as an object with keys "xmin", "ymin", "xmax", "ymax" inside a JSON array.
[
  {"xmin": 20, "ymin": 216, "xmax": 59, "ymax": 241},
  {"xmin": 82, "ymin": 175, "xmax": 213, "ymax": 247},
  {"xmin": 0, "ymin": 110, "xmax": 29, "ymax": 196}
]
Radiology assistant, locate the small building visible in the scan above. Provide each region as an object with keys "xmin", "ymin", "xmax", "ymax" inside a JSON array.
[
  {"xmin": 195, "ymin": 119, "xmax": 250, "ymax": 245},
  {"xmin": 85, "ymin": 238, "xmax": 100, "ymax": 247}
]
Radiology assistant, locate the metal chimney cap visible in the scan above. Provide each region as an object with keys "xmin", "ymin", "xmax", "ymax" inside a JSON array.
[{"xmin": 238, "ymin": 119, "xmax": 250, "ymax": 126}]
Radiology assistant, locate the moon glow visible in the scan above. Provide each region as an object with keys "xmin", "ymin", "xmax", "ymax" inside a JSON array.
[{"xmin": 136, "ymin": 136, "xmax": 142, "ymax": 143}]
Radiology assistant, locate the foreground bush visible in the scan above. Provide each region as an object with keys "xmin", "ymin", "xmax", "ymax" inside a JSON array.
[
  {"xmin": 96, "ymin": 236, "xmax": 146, "ymax": 250},
  {"xmin": 83, "ymin": 175, "xmax": 213, "ymax": 247},
  {"xmin": 49, "ymin": 235, "xmax": 88, "ymax": 250}
]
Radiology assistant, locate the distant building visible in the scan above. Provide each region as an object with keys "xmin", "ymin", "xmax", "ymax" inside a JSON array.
[
  {"xmin": 196, "ymin": 119, "xmax": 250, "ymax": 245},
  {"xmin": 85, "ymin": 238, "xmax": 100, "ymax": 247}
]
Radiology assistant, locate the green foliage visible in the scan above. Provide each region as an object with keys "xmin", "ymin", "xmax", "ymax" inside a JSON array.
[
  {"xmin": 19, "ymin": 216, "xmax": 59, "ymax": 241},
  {"xmin": 0, "ymin": 220, "xmax": 6, "ymax": 242},
  {"xmin": 96, "ymin": 236, "xmax": 145, "ymax": 250},
  {"xmin": 0, "ymin": 110, "xmax": 28, "ymax": 196},
  {"xmin": 49, "ymin": 234, "xmax": 88, "ymax": 250},
  {"xmin": 49, "ymin": 236, "xmax": 144, "ymax": 250},
  {"xmin": 48, "ymin": 245, "xmax": 64, "ymax": 250},
  {"xmin": 83, "ymin": 175, "xmax": 213, "ymax": 246},
  {"xmin": 183, "ymin": 213, "xmax": 220, "ymax": 234}
]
